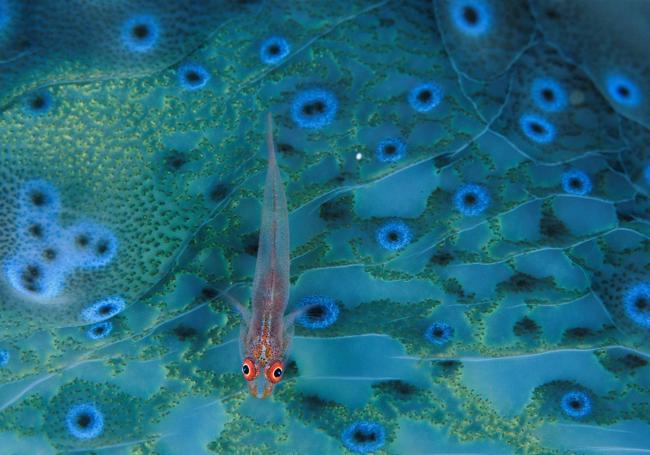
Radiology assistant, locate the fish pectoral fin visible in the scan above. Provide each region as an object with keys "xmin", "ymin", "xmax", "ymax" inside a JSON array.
[
  {"xmin": 223, "ymin": 290, "xmax": 251, "ymax": 324},
  {"xmin": 282, "ymin": 302, "xmax": 320, "ymax": 327}
]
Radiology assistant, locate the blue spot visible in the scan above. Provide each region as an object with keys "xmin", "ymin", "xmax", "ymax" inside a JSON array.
[
  {"xmin": 561, "ymin": 169, "xmax": 592, "ymax": 196},
  {"xmin": 623, "ymin": 283, "xmax": 650, "ymax": 329},
  {"xmin": 297, "ymin": 295, "xmax": 340, "ymax": 329},
  {"xmin": 18, "ymin": 180, "xmax": 60, "ymax": 217},
  {"xmin": 408, "ymin": 82, "xmax": 443, "ymax": 113},
  {"xmin": 342, "ymin": 421, "xmax": 386, "ymax": 454},
  {"xmin": 376, "ymin": 219, "xmax": 412, "ymax": 251},
  {"xmin": 644, "ymin": 164, "xmax": 650, "ymax": 185},
  {"xmin": 64, "ymin": 221, "xmax": 118, "ymax": 269},
  {"xmin": 519, "ymin": 113, "xmax": 556, "ymax": 144},
  {"xmin": 81, "ymin": 296, "xmax": 126, "ymax": 323},
  {"xmin": 260, "ymin": 36, "xmax": 290, "ymax": 64},
  {"xmin": 121, "ymin": 14, "xmax": 160, "ymax": 53},
  {"xmin": 3, "ymin": 255, "xmax": 64, "ymax": 299},
  {"xmin": 86, "ymin": 321, "xmax": 113, "ymax": 340},
  {"xmin": 605, "ymin": 73, "xmax": 641, "ymax": 107},
  {"xmin": 375, "ymin": 138, "xmax": 407, "ymax": 163},
  {"xmin": 65, "ymin": 403, "xmax": 104, "ymax": 440},
  {"xmin": 425, "ymin": 321, "xmax": 454, "ymax": 345},
  {"xmin": 450, "ymin": 0, "xmax": 491, "ymax": 37},
  {"xmin": 23, "ymin": 90, "xmax": 53, "ymax": 116},
  {"xmin": 178, "ymin": 62, "xmax": 210, "ymax": 91},
  {"xmin": 560, "ymin": 390, "xmax": 592, "ymax": 418},
  {"xmin": 453, "ymin": 183, "xmax": 490, "ymax": 216},
  {"xmin": 0, "ymin": 349, "xmax": 9, "ymax": 366},
  {"xmin": 531, "ymin": 78, "xmax": 567, "ymax": 113},
  {"xmin": 291, "ymin": 88, "xmax": 338, "ymax": 129}
]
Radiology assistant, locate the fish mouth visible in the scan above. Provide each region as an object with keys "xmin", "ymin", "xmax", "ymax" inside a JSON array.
[{"xmin": 247, "ymin": 380, "xmax": 274, "ymax": 399}]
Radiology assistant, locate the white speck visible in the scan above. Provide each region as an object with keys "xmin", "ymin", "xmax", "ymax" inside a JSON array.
[{"xmin": 355, "ymin": 153, "xmax": 363, "ymax": 160}]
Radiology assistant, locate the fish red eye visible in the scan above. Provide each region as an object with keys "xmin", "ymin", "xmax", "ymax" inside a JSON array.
[
  {"xmin": 242, "ymin": 358, "xmax": 256, "ymax": 381},
  {"xmin": 266, "ymin": 360, "xmax": 284, "ymax": 384}
]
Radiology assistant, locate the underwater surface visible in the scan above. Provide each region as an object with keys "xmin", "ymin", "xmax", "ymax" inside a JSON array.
[{"xmin": 0, "ymin": 0, "xmax": 649, "ymax": 453}]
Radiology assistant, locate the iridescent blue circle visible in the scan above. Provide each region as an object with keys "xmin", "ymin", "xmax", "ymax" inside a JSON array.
[
  {"xmin": 81, "ymin": 296, "xmax": 126, "ymax": 323},
  {"xmin": 375, "ymin": 138, "xmax": 407, "ymax": 163},
  {"xmin": 86, "ymin": 321, "xmax": 113, "ymax": 340},
  {"xmin": 425, "ymin": 321, "xmax": 454, "ymax": 345},
  {"xmin": 296, "ymin": 295, "xmax": 339, "ymax": 329},
  {"xmin": 453, "ymin": 183, "xmax": 490, "ymax": 216},
  {"xmin": 560, "ymin": 391, "xmax": 592, "ymax": 418},
  {"xmin": 605, "ymin": 74, "xmax": 641, "ymax": 107},
  {"xmin": 561, "ymin": 169, "xmax": 592, "ymax": 196},
  {"xmin": 260, "ymin": 36, "xmax": 290, "ymax": 64},
  {"xmin": 342, "ymin": 421, "xmax": 386, "ymax": 453},
  {"xmin": 121, "ymin": 14, "xmax": 160, "ymax": 53},
  {"xmin": 65, "ymin": 403, "xmax": 104, "ymax": 439},
  {"xmin": 519, "ymin": 113, "xmax": 556, "ymax": 144},
  {"xmin": 178, "ymin": 62, "xmax": 210, "ymax": 91},
  {"xmin": 376, "ymin": 220, "xmax": 412, "ymax": 251},
  {"xmin": 408, "ymin": 82, "xmax": 443, "ymax": 113},
  {"xmin": 623, "ymin": 283, "xmax": 650, "ymax": 328},
  {"xmin": 291, "ymin": 88, "xmax": 338, "ymax": 129},
  {"xmin": 531, "ymin": 78, "xmax": 568, "ymax": 113},
  {"xmin": 450, "ymin": 0, "xmax": 492, "ymax": 37},
  {"xmin": 0, "ymin": 349, "xmax": 9, "ymax": 366}
]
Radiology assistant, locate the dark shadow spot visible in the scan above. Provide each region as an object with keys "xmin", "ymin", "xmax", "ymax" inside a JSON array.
[
  {"xmin": 505, "ymin": 273, "xmax": 538, "ymax": 292},
  {"xmin": 545, "ymin": 8, "xmax": 560, "ymax": 19},
  {"xmin": 200, "ymin": 287, "xmax": 218, "ymax": 300},
  {"xmin": 278, "ymin": 143, "xmax": 297, "ymax": 156},
  {"xmin": 173, "ymin": 324, "xmax": 197, "ymax": 341},
  {"xmin": 565, "ymin": 327, "xmax": 592, "ymax": 338},
  {"xmin": 208, "ymin": 183, "xmax": 229, "ymax": 203},
  {"xmin": 621, "ymin": 353, "xmax": 648, "ymax": 369},
  {"xmin": 284, "ymin": 359, "xmax": 298, "ymax": 377},
  {"xmin": 513, "ymin": 316, "xmax": 541, "ymax": 337},
  {"xmin": 430, "ymin": 250, "xmax": 453, "ymax": 266},
  {"xmin": 540, "ymin": 212, "xmax": 569, "ymax": 238},
  {"xmin": 31, "ymin": 96, "xmax": 45, "ymax": 110},
  {"xmin": 242, "ymin": 232, "xmax": 259, "ymax": 256},
  {"xmin": 319, "ymin": 195, "xmax": 352, "ymax": 222},
  {"xmin": 433, "ymin": 153, "xmax": 454, "ymax": 169},
  {"xmin": 165, "ymin": 151, "xmax": 188, "ymax": 171},
  {"xmin": 616, "ymin": 210, "xmax": 634, "ymax": 222}
]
